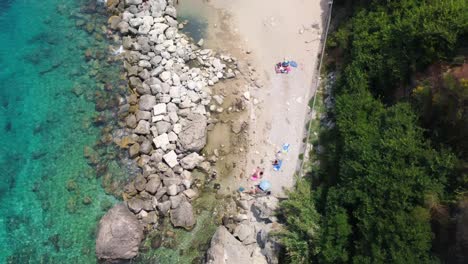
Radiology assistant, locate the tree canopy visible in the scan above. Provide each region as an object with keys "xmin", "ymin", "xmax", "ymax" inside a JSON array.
[{"xmin": 279, "ymin": 0, "xmax": 467, "ymax": 263}]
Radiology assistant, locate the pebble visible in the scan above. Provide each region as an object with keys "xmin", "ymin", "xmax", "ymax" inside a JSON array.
[
  {"xmin": 197, "ymin": 38, "xmax": 204, "ymax": 47},
  {"xmin": 243, "ymin": 92, "xmax": 250, "ymax": 100}
]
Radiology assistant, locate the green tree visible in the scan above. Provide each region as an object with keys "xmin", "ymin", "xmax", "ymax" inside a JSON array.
[{"xmin": 278, "ymin": 178, "xmax": 320, "ymax": 263}]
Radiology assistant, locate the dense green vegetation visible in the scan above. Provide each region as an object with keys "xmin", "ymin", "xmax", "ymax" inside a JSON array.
[{"xmin": 279, "ymin": 0, "xmax": 468, "ymax": 263}]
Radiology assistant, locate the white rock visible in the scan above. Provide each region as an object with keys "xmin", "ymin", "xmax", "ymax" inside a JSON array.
[
  {"xmin": 163, "ymin": 150, "xmax": 178, "ymax": 168},
  {"xmin": 168, "ymin": 131, "xmax": 178, "ymax": 142},
  {"xmin": 187, "ymin": 80, "xmax": 196, "ymax": 90},
  {"xmin": 151, "ymin": 23, "xmax": 168, "ymax": 35},
  {"xmin": 181, "ymin": 170, "xmax": 192, "ymax": 180},
  {"xmin": 243, "ymin": 91, "xmax": 250, "ymax": 100},
  {"xmin": 197, "ymin": 38, "xmax": 204, "ymax": 46},
  {"xmin": 193, "ymin": 104, "xmax": 206, "ymax": 115},
  {"xmin": 167, "ymin": 184, "xmax": 178, "ymax": 196},
  {"xmin": 187, "ymin": 90, "xmax": 200, "ymax": 103},
  {"xmin": 183, "ymin": 189, "xmax": 197, "ymax": 200},
  {"xmin": 212, "ymin": 58, "xmax": 225, "ymax": 71},
  {"xmin": 122, "ymin": 12, "xmax": 134, "ymax": 22},
  {"xmin": 173, "ymin": 123, "xmax": 182, "ymax": 134},
  {"xmin": 179, "ymin": 100, "xmax": 192, "ymax": 109},
  {"xmin": 129, "ymin": 17, "xmax": 143, "ymax": 28},
  {"xmin": 152, "ymin": 115, "xmax": 164, "ymax": 122},
  {"xmin": 172, "ymin": 74, "xmax": 180, "ymax": 85},
  {"xmin": 213, "ymin": 95, "xmax": 224, "ymax": 105},
  {"xmin": 142, "ymin": 16, "xmax": 154, "ymax": 26},
  {"xmin": 153, "ymin": 133, "xmax": 169, "ymax": 150},
  {"xmin": 167, "ymin": 45, "xmax": 177, "ymax": 53},
  {"xmin": 168, "ymin": 112, "xmax": 179, "ymax": 123},
  {"xmin": 180, "ymin": 152, "xmax": 204, "ymax": 170},
  {"xmin": 138, "ymin": 23, "xmax": 152, "ymax": 35},
  {"xmin": 153, "ymin": 103, "xmax": 167, "ymax": 116},
  {"xmin": 138, "ymin": 60, "xmax": 151, "ymax": 68},
  {"xmin": 182, "ymin": 179, "xmax": 191, "ymax": 189},
  {"xmin": 159, "ymin": 71, "xmax": 171, "ymax": 82},
  {"xmin": 162, "ymin": 39, "xmax": 173, "ymax": 48},
  {"xmin": 169, "ymin": 86, "xmax": 180, "ymax": 98}
]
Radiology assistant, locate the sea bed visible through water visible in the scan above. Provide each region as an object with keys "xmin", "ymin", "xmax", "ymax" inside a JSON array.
[
  {"xmin": 0, "ymin": 0, "xmax": 126, "ymax": 262},
  {"xmin": 0, "ymin": 0, "xmax": 244, "ymax": 263}
]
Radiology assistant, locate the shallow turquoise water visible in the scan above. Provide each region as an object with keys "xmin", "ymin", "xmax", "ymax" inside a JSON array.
[{"xmin": 0, "ymin": 0, "xmax": 121, "ymax": 263}]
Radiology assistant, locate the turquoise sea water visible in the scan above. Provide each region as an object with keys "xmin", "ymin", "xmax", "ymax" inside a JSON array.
[{"xmin": 0, "ymin": 0, "xmax": 123, "ymax": 263}]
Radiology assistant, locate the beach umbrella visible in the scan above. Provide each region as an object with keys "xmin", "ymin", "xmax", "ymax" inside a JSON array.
[
  {"xmin": 290, "ymin": 61, "xmax": 298, "ymax": 67},
  {"xmin": 259, "ymin": 180, "xmax": 272, "ymax": 191}
]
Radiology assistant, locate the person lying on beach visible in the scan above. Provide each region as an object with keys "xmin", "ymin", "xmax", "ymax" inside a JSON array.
[
  {"xmin": 251, "ymin": 167, "xmax": 264, "ymax": 181},
  {"xmin": 247, "ymin": 185, "xmax": 271, "ymax": 196}
]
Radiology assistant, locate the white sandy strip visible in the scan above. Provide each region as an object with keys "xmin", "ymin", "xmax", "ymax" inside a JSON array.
[{"xmin": 208, "ymin": 0, "xmax": 329, "ymax": 196}]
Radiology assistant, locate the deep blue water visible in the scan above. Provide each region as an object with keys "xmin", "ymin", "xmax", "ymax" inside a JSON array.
[{"xmin": 0, "ymin": 0, "xmax": 122, "ymax": 262}]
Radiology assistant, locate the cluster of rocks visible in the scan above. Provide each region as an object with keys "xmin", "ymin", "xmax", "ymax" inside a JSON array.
[
  {"xmin": 96, "ymin": 0, "xmax": 240, "ymax": 262},
  {"xmin": 206, "ymin": 194, "xmax": 282, "ymax": 264}
]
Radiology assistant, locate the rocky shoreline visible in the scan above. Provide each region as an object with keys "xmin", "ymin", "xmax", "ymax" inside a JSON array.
[
  {"xmin": 95, "ymin": 0, "xmax": 242, "ymax": 262},
  {"xmin": 205, "ymin": 192, "xmax": 282, "ymax": 264}
]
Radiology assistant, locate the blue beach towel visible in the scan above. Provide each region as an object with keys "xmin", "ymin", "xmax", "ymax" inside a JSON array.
[
  {"xmin": 273, "ymin": 160, "xmax": 283, "ymax": 171},
  {"xmin": 282, "ymin": 143, "xmax": 290, "ymax": 153},
  {"xmin": 259, "ymin": 180, "xmax": 272, "ymax": 191},
  {"xmin": 290, "ymin": 61, "xmax": 298, "ymax": 67}
]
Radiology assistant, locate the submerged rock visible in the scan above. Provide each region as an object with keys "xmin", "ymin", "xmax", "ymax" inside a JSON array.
[{"xmin": 96, "ymin": 203, "xmax": 144, "ymax": 262}]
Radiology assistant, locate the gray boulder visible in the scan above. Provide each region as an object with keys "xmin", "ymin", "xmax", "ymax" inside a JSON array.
[
  {"xmin": 233, "ymin": 223, "xmax": 256, "ymax": 245},
  {"xmin": 156, "ymin": 121, "xmax": 171, "ymax": 134},
  {"xmin": 136, "ymin": 110, "xmax": 151, "ymax": 121},
  {"xmin": 206, "ymin": 226, "xmax": 253, "ymax": 264},
  {"xmin": 127, "ymin": 198, "xmax": 153, "ymax": 214},
  {"xmin": 157, "ymin": 200, "xmax": 171, "ymax": 216},
  {"xmin": 134, "ymin": 120, "xmax": 150, "ymax": 135},
  {"xmin": 150, "ymin": 0, "xmax": 167, "ymax": 17},
  {"xmin": 126, "ymin": 114, "xmax": 137, "ymax": 128},
  {"xmin": 252, "ymin": 196, "xmax": 279, "ymax": 220},
  {"xmin": 139, "ymin": 139, "xmax": 153, "ymax": 154},
  {"xmin": 139, "ymin": 95, "xmax": 156, "ymax": 111},
  {"xmin": 178, "ymin": 114, "xmax": 207, "ymax": 152},
  {"xmin": 118, "ymin": 21, "xmax": 130, "ymax": 34},
  {"xmin": 129, "ymin": 143, "xmax": 140, "ymax": 158},
  {"xmin": 170, "ymin": 194, "xmax": 184, "ymax": 209},
  {"xmin": 145, "ymin": 178, "xmax": 161, "ymax": 194},
  {"xmin": 180, "ymin": 152, "xmax": 204, "ymax": 170},
  {"xmin": 170, "ymin": 201, "xmax": 196, "ymax": 229},
  {"xmin": 125, "ymin": 0, "xmax": 142, "ymax": 6},
  {"xmin": 165, "ymin": 5, "xmax": 177, "ymax": 18},
  {"xmin": 134, "ymin": 174, "xmax": 147, "ymax": 192},
  {"xmin": 96, "ymin": 204, "xmax": 143, "ymax": 262}
]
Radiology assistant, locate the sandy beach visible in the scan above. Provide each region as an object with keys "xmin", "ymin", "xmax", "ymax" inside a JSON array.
[{"xmin": 180, "ymin": 0, "xmax": 329, "ymax": 196}]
